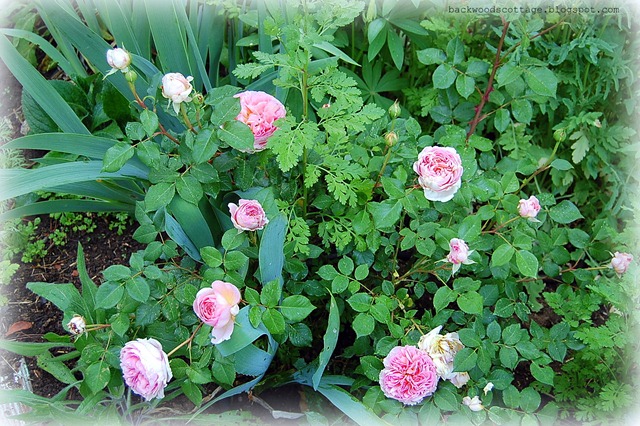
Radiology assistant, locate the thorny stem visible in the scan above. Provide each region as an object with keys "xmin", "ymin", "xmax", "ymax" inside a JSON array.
[
  {"xmin": 180, "ymin": 102, "xmax": 198, "ymax": 134},
  {"xmin": 466, "ymin": 16, "xmax": 510, "ymax": 142},
  {"xmin": 167, "ymin": 322, "xmax": 203, "ymax": 357},
  {"xmin": 127, "ymin": 80, "xmax": 180, "ymax": 144}
]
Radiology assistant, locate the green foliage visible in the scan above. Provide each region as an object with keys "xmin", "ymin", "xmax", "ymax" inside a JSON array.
[{"xmin": 1, "ymin": 1, "xmax": 638, "ymax": 425}]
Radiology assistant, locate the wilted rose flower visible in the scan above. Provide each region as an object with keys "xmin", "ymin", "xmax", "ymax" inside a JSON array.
[
  {"xmin": 610, "ymin": 251, "xmax": 633, "ymax": 276},
  {"xmin": 379, "ymin": 345, "xmax": 439, "ymax": 405},
  {"xmin": 418, "ymin": 325, "xmax": 468, "ymax": 386},
  {"xmin": 483, "ymin": 382, "xmax": 494, "ymax": 395},
  {"xmin": 106, "ymin": 47, "xmax": 131, "ymax": 71},
  {"xmin": 193, "ymin": 281, "xmax": 241, "ymax": 344},
  {"xmin": 161, "ymin": 72, "xmax": 194, "ymax": 113},
  {"xmin": 67, "ymin": 315, "xmax": 86, "ymax": 335},
  {"xmin": 120, "ymin": 338, "xmax": 172, "ymax": 401},
  {"xmin": 518, "ymin": 195, "xmax": 541, "ymax": 221},
  {"xmin": 229, "ymin": 199, "xmax": 269, "ymax": 232},
  {"xmin": 462, "ymin": 395, "xmax": 484, "ymax": 412},
  {"xmin": 413, "ymin": 146, "xmax": 463, "ymax": 202},
  {"xmin": 443, "ymin": 238, "xmax": 475, "ymax": 275},
  {"xmin": 449, "ymin": 371, "xmax": 470, "ymax": 388},
  {"xmin": 234, "ymin": 91, "xmax": 286, "ymax": 152}
]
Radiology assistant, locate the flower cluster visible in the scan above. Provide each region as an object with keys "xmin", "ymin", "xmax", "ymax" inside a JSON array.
[{"xmin": 380, "ymin": 325, "xmax": 483, "ymax": 408}]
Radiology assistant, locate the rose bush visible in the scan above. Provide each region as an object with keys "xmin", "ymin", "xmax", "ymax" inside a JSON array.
[{"xmin": 1, "ymin": 1, "xmax": 637, "ymax": 425}]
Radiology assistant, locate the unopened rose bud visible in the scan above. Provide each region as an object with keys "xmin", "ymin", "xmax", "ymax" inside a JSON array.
[
  {"xmin": 593, "ymin": 118, "xmax": 602, "ymax": 128},
  {"xmin": 389, "ymin": 100, "xmax": 401, "ymax": 119},
  {"xmin": 553, "ymin": 128, "xmax": 566, "ymax": 142},
  {"xmin": 124, "ymin": 70, "xmax": 138, "ymax": 83},
  {"xmin": 106, "ymin": 47, "xmax": 131, "ymax": 71},
  {"xmin": 364, "ymin": 0, "xmax": 377, "ymax": 23},
  {"xmin": 385, "ymin": 131, "xmax": 398, "ymax": 147},
  {"xmin": 67, "ymin": 315, "xmax": 86, "ymax": 335}
]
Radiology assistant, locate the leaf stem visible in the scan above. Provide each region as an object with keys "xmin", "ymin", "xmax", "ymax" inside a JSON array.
[{"xmin": 167, "ymin": 322, "xmax": 203, "ymax": 358}]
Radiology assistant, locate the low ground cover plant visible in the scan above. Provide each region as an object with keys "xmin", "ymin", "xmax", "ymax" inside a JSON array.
[{"xmin": 0, "ymin": 1, "xmax": 638, "ymax": 425}]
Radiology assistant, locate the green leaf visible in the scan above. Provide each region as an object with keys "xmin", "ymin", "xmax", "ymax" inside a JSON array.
[
  {"xmin": 433, "ymin": 63, "xmax": 456, "ymax": 89},
  {"xmin": 496, "ymin": 63, "xmax": 522, "ymax": 87},
  {"xmin": 434, "ymin": 286, "xmax": 457, "ymax": 312},
  {"xmin": 338, "ymin": 256, "xmax": 354, "ymax": 276},
  {"xmin": 352, "ymin": 313, "xmax": 375, "ymax": 338},
  {"xmin": 354, "ymin": 264, "xmax": 369, "ymax": 281},
  {"xmin": 133, "ymin": 224, "xmax": 158, "ymax": 244},
  {"xmin": 140, "ymin": 109, "xmax": 159, "ymax": 136},
  {"xmin": 37, "ymin": 352, "xmax": 77, "ymax": 384},
  {"xmin": 386, "ymin": 29, "xmax": 404, "ymax": 70},
  {"xmin": 211, "ymin": 359, "xmax": 236, "ymax": 386},
  {"xmin": 181, "ymin": 380, "xmax": 202, "ymax": 406},
  {"xmin": 312, "ymin": 294, "xmax": 340, "ymax": 390},
  {"xmin": 135, "ymin": 303, "xmax": 161, "ymax": 327},
  {"xmin": 217, "ymin": 120, "xmax": 255, "ymax": 152},
  {"xmin": 368, "ymin": 200, "xmax": 402, "ymax": 230},
  {"xmin": 26, "ymin": 282, "xmax": 85, "ymax": 314},
  {"xmin": 187, "ymin": 367, "xmax": 213, "ymax": 384},
  {"xmin": 494, "ymin": 108, "xmax": 510, "ymax": 133},
  {"xmin": 453, "ymin": 347, "xmax": 478, "ymax": 371},
  {"xmin": 85, "ymin": 362, "xmax": 111, "ymax": 394},
  {"xmin": 201, "ymin": 247, "xmax": 223, "ymax": 268},
  {"xmin": 492, "ymin": 244, "xmax": 515, "ymax": 267},
  {"xmin": 192, "ymin": 129, "xmax": 219, "ymax": 164},
  {"xmin": 511, "ymin": 99, "xmax": 532, "ymax": 123},
  {"xmin": 457, "ymin": 291, "xmax": 483, "ymax": 315},
  {"xmin": 145, "ymin": 182, "xmax": 175, "ymax": 211},
  {"xmin": 125, "ymin": 277, "xmax": 150, "ymax": 303},
  {"xmin": 530, "ymin": 363, "xmax": 555, "ymax": 386},
  {"xmin": 549, "ymin": 200, "xmax": 583, "ymax": 224},
  {"xmin": 262, "ymin": 308, "xmax": 285, "ymax": 335},
  {"xmin": 520, "ymin": 387, "xmax": 541, "ymax": 412},
  {"xmin": 347, "ymin": 293, "xmax": 372, "ymax": 312},
  {"xmin": 550, "ymin": 159, "xmax": 573, "ymax": 171},
  {"xmin": 95, "ymin": 282, "xmax": 125, "ymax": 309},
  {"xmin": 446, "ymin": 36, "xmax": 465, "ymax": 64},
  {"xmin": 499, "ymin": 346, "xmax": 519, "ymax": 370},
  {"xmin": 102, "ymin": 142, "xmax": 134, "ymax": 173},
  {"xmin": 457, "ymin": 328, "xmax": 482, "ymax": 347},
  {"xmin": 260, "ymin": 279, "xmax": 282, "ymax": 308},
  {"xmin": 259, "ymin": 214, "xmax": 287, "ymax": 285},
  {"xmin": 516, "ymin": 250, "xmax": 538, "ymax": 278},
  {"xmin": 176, "ymin": 175, "xmax": 204, "ymax": 205},
  {"xmin": 455, "ymin": 74, "xmax": 475, "ymax": 99},
  {"xmin": 280, "ymin": 295, "xmax": 315, "ymax": 322},
  {"xmin": 417, "ymin": 48, "xmax": 446, "ymax": 65},
  {"xmin": 434, "ymin": 387, "xmax": 459, "ymax": 411},
  {"xmin": 523, "ymin": 67, "xmax": 557, "ymax": 98},
  {"xmin": 0, "ymin": 340, "xmax": 74, "ymax": 357}
]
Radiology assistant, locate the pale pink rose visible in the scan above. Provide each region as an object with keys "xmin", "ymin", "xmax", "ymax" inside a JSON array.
[
  {"xmin": 66, "ymin": 315, "xmax": 86, "ymax": 335},
  {"xmin": 379, "ymin": 345, "xmax": 439, "ymax": 405},
  {"xmin": 120, "ymin": 338, "xmax": 172, "ymax": 401},
  {"xmin": 413, "ymin": 146, "xmax": 463, "ymax": 202},
  {"xmin": 193, "ymin": 281, "xmax": 241, "ymax": 344},
  {"xmin": 462, "ymin": 395, "xmax": 484, "ymax": 411},
  {"xmin": 161, "ymin": 72, "xmax": 194, "ymax": 113},
  {"xmin": 106, "ymin": 47, "xmax": 131, "ymax": 70},
  {"xmin": 518, "ymin": 195, "xmax": 541, "ymax": 221},
  {"xmin": 228, "ymin": 199, "xmax": 269, "ymax": 232},
  {"xmin": 418, "ymin": 325, "xmax": 469, "ymax": 387},
  {"xmin": 610, "ymin": 252, "xmax": 633, "ymax": 276},
  {"xmin": 234, "ymin": 91, "xmax": 286, "ymax": 152},
  {"xmin": 444, "ymin": 238, "xmax": 475, "ymax": 275}
]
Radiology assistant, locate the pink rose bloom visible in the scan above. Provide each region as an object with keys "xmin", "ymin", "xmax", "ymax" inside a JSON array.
[
  {"xmin": 234, "ymin": 91, "xmax": 286, "ymax": 152},
  {"xmin": 120, "ymin": 338, "xmax": 172, "ymax": 401},
  {"xmin": 444, "ymin": 238, "xmax": 475, "ymax": 275},
  {"xmin": 413, "ymin": 146, "xmax": 463, "ymax": 202},
  {"xmin": 610, "ymin": 252, "xmax": 633, "ymax": 276},
  {"xmin": 518, "ymin": 195, "xmax": 541, "ymax": 221},
  {"xmin": 161, "ymin": 72, "xmax": 194, "ymax": 113},
  {"xmin": 379, "ymin": 345, "xmax": 439, "ymax": 405},
  {"xmin": 229, "ymin": 199, "xmax": 269, "ymax": 232},
  {"xmin": 193, "ymin": 281, "xmax": 241, "ymax": 344},
  {"xmin": 106, "ymin": 47, "xmax": 131, "ymax": 70}
]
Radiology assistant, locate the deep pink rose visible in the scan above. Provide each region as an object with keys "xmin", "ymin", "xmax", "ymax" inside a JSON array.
[
  {"xmin": 193, "ymin": 281, "xmax": 241, "ymax": 344},
  {"xmin": 445, "ymin": 238, "xmax": 475, "ymax": 275},
  {"xmin": 379, "ymin": 345, "xmax": 439, "ymax": 405},
  {"xmin": 161, "ymin": 72, "xmax": 194, "ymax": 113},
  {"xmin": 234, "ymin": 91, "xmax": 286, "ymax": 152},
  {"xmin": 610, "ymin": 252, "xmax": 633, "ymax": 276},
  {"xmin": 518, "ymin": 195, "xmax": 541, "ymax": 220},
  {"xmin": 413, "ymin": 146, "xmax": 463, "ymax": 202},
  {"xmin": 120, "ymin": 338, "xmax": 172, "ymax": 401},
  {"xmin": 229, "ymin": 199, "xmax": 269, "ymax": 231}
]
